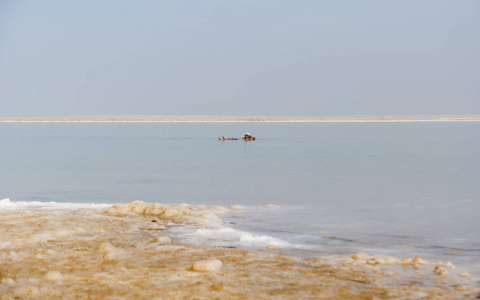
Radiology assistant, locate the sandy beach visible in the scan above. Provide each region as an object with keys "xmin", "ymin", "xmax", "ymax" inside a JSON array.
[
  {"xmin": 0, "ymin": 200, "xmax": 477, "ymax": 299},
  {"xmin": 1, "ymin": 115, "xmax": 479, "ymax": 123}
]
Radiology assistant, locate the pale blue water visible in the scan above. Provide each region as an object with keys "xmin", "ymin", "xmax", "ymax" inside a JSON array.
[{"xmin": 1, "ymin": 122, "xmax": 479, "ymax": 270}]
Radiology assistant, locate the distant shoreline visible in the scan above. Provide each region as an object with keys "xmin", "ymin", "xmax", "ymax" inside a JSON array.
[{"xmin": 1, "ymin": 115, "xmax": 479, "ymax": 123}]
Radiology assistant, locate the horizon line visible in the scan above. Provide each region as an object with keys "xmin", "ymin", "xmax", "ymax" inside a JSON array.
[{"xmin": 1, "ymin": 114, "xmax": 480, "ymax": 123}]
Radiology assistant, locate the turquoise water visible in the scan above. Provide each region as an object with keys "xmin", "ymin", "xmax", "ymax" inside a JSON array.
[{"xmin": 1, "ymin": 122, "xmax": 479, "ymax": 270}]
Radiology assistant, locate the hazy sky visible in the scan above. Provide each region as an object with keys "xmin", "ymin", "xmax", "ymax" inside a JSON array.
[{"xmin": 0, "ymin": 1, "xmax": 478, "ymax": 117}]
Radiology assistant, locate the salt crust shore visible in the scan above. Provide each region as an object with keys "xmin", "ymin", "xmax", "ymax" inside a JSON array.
[
  {"xmin": 1, "ymin": 115, "xmax": 479, "ymax": 123},
  {"xmin": 0, "ymin": 201, "xmax": 478, "ymax": 299}
]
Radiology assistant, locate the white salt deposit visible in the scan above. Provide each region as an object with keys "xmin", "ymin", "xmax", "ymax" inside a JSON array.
[
  {"xmin": 350, "ymin": 252, "xmax": 459, "ymax": 274},
  {"xmin": 1, "ymin": 278, "xmax": 15, "ymax": 286},
  {"xmin": 151, "ymin": 236, "xmax": 172, "ymax": 244},
  {"xmin": 192, "ymin": 227, "xmax": 291, "ymax": 249},
  {"xmin": 105, "ymin": 201, "xmax": 222, "ymax": 226},
  {"xmin": 230, "ymin": 204, "xmax": 250, "ymax": 210},
  {"xmin": 267, "ymin": 244, "xmax": 278, "ymax": 251},
  {"xmin": 191, "ymin": 259, "xmax": 223, "ymax": 272},
  {"xmin": 103, "ymin": 201, "xmax": 294, "ymax": 251},
  {"xmin": 0, "ymin": 198, "xmax": 109, "ymax": 210},
  {"xmin": 97, "ymin": 242, "xmax": 125, "ymax": 260},
  {"xmin": 44, "ymin": 271, "xmax": 64, "ymax": 281},
  {"xmin": 434, "ymin": 265, "xmax": 448, "ymax": 276}
]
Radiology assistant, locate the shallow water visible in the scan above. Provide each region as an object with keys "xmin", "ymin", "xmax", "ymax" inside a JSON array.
[{"xmin": 0, "ymin": 122, "xmax": 479, "ymax": 276}]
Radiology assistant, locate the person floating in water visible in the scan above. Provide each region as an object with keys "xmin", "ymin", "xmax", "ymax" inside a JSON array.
[
  {"xmin": 218, "ymin": 133, "xmax": 255, "ymax": 141},
  {"xmin": 242, "ymin": 133, "xmax": 255, "ymax": 140}
]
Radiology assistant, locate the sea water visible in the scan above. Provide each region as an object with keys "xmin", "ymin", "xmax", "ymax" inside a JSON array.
[{"xmin": 1, "ymin": 121, "xmax": 479, "ymax": 275}]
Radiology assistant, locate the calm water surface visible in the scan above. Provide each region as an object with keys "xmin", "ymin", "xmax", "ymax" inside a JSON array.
[{"xmin": 1, "ymin": 122, "xmax": 479, "ymax": 270}]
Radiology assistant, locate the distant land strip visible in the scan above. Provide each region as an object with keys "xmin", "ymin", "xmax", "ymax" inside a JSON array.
[{"xmin": 1, "ymin": 115, "xmax": 479, "ymax": 123}]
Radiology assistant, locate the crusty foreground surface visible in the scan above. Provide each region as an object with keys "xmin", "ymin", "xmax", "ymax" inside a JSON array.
[{"xmin": 0, "ymin": 203, "xmax": 478, "ymax": 299}]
